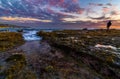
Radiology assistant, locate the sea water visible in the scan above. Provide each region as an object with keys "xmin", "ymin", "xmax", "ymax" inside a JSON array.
[{"xmin": 23, "ymin": 30, "xmax": 41, "ymax": 41}]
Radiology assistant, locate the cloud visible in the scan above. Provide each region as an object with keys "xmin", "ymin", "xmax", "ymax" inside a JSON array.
[
  {"xmin": 72, "ymin": 0, "xmax": 78, "ymax": 3},
  {"xmin": 102, "ymin": 7, "xmax": 110, "ymax": 13},
  {"xmin": 87, "ymin": 2, "xmax": 120, "ymax": 21},
  {"xmin": 24, "ymin": 0, "xmax": 82, "ymax": 14},
  {"xmin": 0, "ymin": 16, "xmax": 52, "ymax": 22},
  {"xmin": 111, "ymin": 11, "xmax": 119, "ymax": 15},
  {"xmin": 0, "ymin": 0, "xmax": 120, "ymax": 29},
  {"xmin": 106, "ymin": 3, "xmax": 112, "ymax": 6},
  {"xmin": 89, "ymin": 3, "xmax": 103, "ymax": 6},
  {"xmin": 0, "ymin": 0, "xmax": 84, "ymax": 23},
  {"xmin": 88, "ymin": 15, "xmax": 110, "ymax": 20},
  {"xmin": 89, "ymin": 3, "xmax": 113, "ymax": 7}
]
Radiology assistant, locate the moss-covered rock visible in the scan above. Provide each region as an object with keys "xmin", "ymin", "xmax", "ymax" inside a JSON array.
[
  {"xmin": 38, "ymin": 29, "xmax": 120, "ymax": 79},
  {"xmin": 0, "ymin": 32, "xmax": 24, "ymax": 52},
  {"xmin": 0, "ymin": 54, "xmax": 36, "ymax": 79}
]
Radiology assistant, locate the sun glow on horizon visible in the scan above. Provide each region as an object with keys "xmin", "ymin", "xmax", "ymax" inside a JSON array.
[{"xmin": 100, "ymin": 25, "xmax": 120, "ymax": 29}]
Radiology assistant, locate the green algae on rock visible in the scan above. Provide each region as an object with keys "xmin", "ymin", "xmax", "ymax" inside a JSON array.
[{"xmin": 0, "ymin": 32, "xmax": 24, "ymax": 52}]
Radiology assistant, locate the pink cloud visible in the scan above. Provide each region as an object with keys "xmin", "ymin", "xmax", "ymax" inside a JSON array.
[
  {"xmin": 102, "ymin": 7, "xmax": 110, "ymax": 13},
  {"xmin": 72, "ymin": 0, "xmax": 78, "ymax": 3},
  {"xmin": 49, "ymin": 0, "xmax": 64, "ymax": 6},
  {"xmin": 46, "ymin": 6, "xmax": 55, "ymax": 13}
]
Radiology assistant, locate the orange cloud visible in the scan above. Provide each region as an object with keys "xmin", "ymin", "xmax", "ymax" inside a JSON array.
[{"xmin": 0, "ymin": 16, "xmax": 52, "ymax": 22}]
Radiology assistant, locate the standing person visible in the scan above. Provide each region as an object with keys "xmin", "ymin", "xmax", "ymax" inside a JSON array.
[{"xmin": 107, "ymin": 21, "xmax": 112, "ymax": 31}]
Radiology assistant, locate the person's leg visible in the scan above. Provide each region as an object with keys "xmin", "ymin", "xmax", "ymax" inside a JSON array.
[{"xmin": 107, "ymin": 26, "xmax": 109, "ymax": 31}]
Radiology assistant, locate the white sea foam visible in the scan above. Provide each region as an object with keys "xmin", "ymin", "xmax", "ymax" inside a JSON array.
[
  {"xmin": 95, "ymin": 44, "xmax": 117, "ymax": 50},
  {"xmin": 23, "ymin": 30, "xmax": 41, "ymax": 41}
]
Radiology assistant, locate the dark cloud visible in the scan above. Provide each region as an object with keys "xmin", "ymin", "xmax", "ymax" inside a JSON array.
[
  {"xmin": 106, "ymin": 3, "xmax": 112, "ymax": 6},
  {"xmin": 89, "ymin": 3, "xmax": 113, "ymax": 7},
  {"xmin": 110, "ymin": 11, "xmax": 119, "ymax": 15},
  {"xmin": 88, "ymin": 15, "xmax": 110, "ymax": 20},
  {"xmin": 0, "ymin": 0, "xmax": 84, "ymax": 22},
  {"xmin": 89, "ymin": 3, "xmax": 103, "ymax": 6}
]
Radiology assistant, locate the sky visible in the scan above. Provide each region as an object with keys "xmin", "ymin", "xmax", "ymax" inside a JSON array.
[{"xmin": 0, "ymin": 0, "xmax": 120, "ymax": 29}]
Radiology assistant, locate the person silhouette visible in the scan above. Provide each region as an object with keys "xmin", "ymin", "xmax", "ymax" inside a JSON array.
[{"xmin": 107, "ymin": 21, "xmax": 112, "ymax": 31}]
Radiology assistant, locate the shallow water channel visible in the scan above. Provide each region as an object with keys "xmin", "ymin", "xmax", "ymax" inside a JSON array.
[{"xmin": 22, "ymin": 30, "xmax": 41, "ymax": 41}]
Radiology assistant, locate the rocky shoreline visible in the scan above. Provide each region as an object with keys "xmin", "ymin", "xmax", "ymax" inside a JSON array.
[
  {"xmin": 0, "ymin": 29, "xmax": 120, "ymax": 79},
  {"xmin": 38, "ymin": 29, "xmax": 120, "ymax": 79}
]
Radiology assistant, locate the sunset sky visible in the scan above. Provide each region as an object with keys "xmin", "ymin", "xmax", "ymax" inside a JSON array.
[{"xmin": 0, "ymin": 0, "xmax": 120, "ymax": 29}]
